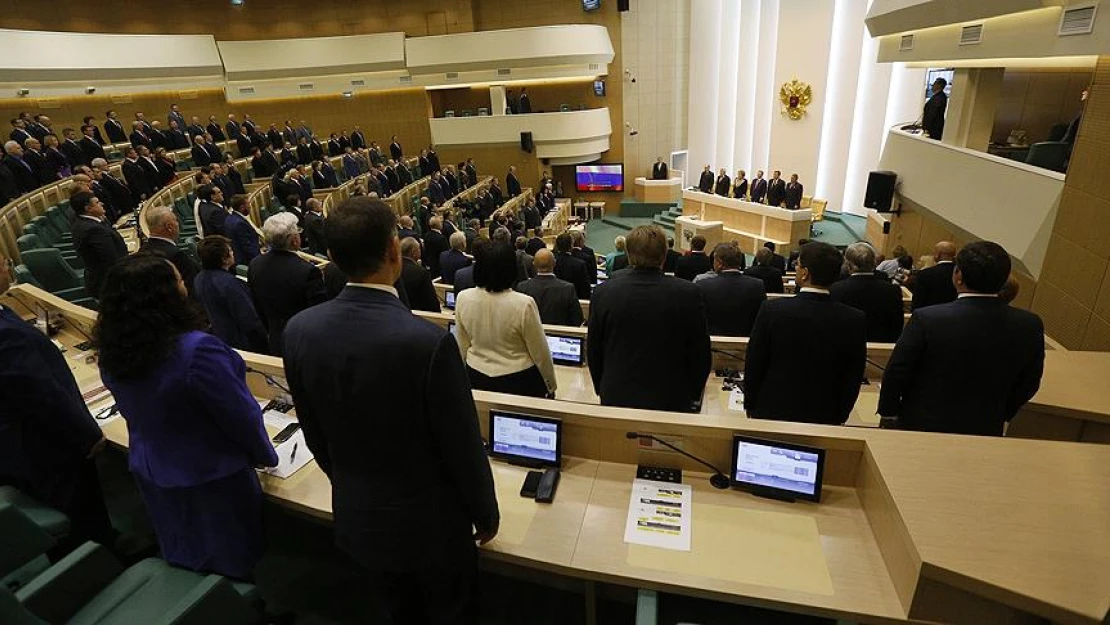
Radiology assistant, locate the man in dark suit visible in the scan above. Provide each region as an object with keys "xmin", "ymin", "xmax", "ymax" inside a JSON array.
[
  {"xmin": 523, "ymin": 227, "xmax": 546, "ymax": 256},
  {"xmin": 191, "ymin": 135, "xmax": 213, "ymax": 166},
  {"xmin": 104, "ymin": 110, "xmax": 127, "ymax": 143},
  {"xmin": 745, "ymin": 242, "xmax": 867, "ymax": 424},
  {"xmin": 662, "ymin": 237, "xmax": 682, "ymax": 273},
  {"xmin": 203, "ymin": 136, "xmax": 222, "ymax": 164},
  {"xmin": 879, "ymin": 241, "xmax": 1044, "ymax": 436},
  {"xmin": 911, "ymin": 241, "xmax": 959, "ymax": 310},
  {"xmin": 128, "ymin": 121, "xmax": 152, "ymax": 151},
  {"xmin": 206, "ymin": 116, "xmax": 225, "ymax": 142},
  {"xmin": 185, "ymin": 117, "xmax": 206, "ymax": 142},
  {"xmin": 570, "ymin": 231, "xmax": 598, "ymax": 285},
  {"xmin": 517, "ymin": 249, "xmax": 584, "ymax": 326},
  {"xmin": 235, "ymin": 128, "xmax": 252, "ymax": 159},
  {"xmin": 0, "ymin": 255, "xmax": 118, "ymax": 550},
  {"xmin": 79, "ymin": 125, "xmax": 107, "ymax": 164},
  {"xmin": 167, "ymin": 104, "xmax": 186, "ymax": 135},
  {"xmin": 60, "ymin": 128, "xmax": 88, "ymax": 168},
  {"xmin": 766, "ymin": 170, "xmax": 786, "ymax": 207},
  {"xmin": 763, "ymin": 241, "xmax": 787, "ymax": 272},
  {"xmin": 422, "ymin": 216, "xmax": 449, "ymax": 278},
  {"xmin": 224, "ymin": 195, "xmax": 261, "ymax": 267},
  {"xmin": 3, "ymin": 140, "xmax": 38, "ymax": 194},
  {"xmin": 81, "ymin": 116, "xmax": 105, "ymax": 146},
  {"xmin": 784, "ymin": 173, "xmax": 804, "ymax": 209},
  {"xmin": 714, "ymin": 168, "xmax": 731, "ymax": 196},
  {"xmin": 506, "ymin": 166, "xmax": 521, "ymax": 197},
  {"xmin": 70, "ymin": 192, "xmax": 128, "ymax": 298},
  {"xmin": 697, "ymin": 165, "xmax": 714, "ymax": 193},
  {"xmin": 302, "ymin": 199, "xmax": 327, "ymax": 257},
  {"xmin": 744, "ymin": 247, "xmax": 785, "ymax": 294},
  {"xmin": 140, "ymin": 205, "xmax": 200, "ymax": 298},
  {"xmin": 554, "ymin": 233, "xmax": 591, "ymax": 300},
  {"xmin": 389, "ymin": 135, "xmax": 403, "ymax": 161},
  {"xmin": 651, "ymin": 156, "xmax": 668, "ymax": 180},
  {"xmin": 225, "ymin": 114, "xmax": 241, "ymax": 142},
  {"xmin": 0, "ymin": 163, "xmax": 17, "ymax": 204},
  {"xmin": 518, "ymin": 87, "xmax": 532, "ymax": 113},
  {"xmin": 922, "ymin": 77, "xmax": 948, "ymax": 140},
  {"xmin": 282, "ymin": 197, "xmax": 498, "ymax": 624},
  {"xmin": 248, "ymin": 212, "xmax": 327, "ymax": 356},
  {"xmin": 385, "ymin": 162, "xmax": 402, "ymax": 196},
  {"xmin": 194, "ymin": 183, "xmax": 229, "ymax": 238},
  {"xmin": 696, "ymin": 243, "xmax": 766, "ymax": 336},
  {"xmin": 749, "ymin": 170, "xmax": 767, "ymax": 203},
  {"xmin": 396, "ymin": 237, "xmax": 440, "ymax": 313},
  {"xmin": 92, "ymin": 161, "xmax": 137, "ymax": 216},
  {"xmin": 674, "ymin": 235, "xmax": 713, "ymax": 281},
  {"xmin": 121, "ymin": 147, "xmax": 155, "ymax": 201},
  {"xmin": 267, "ymin": 124, "xmax": 284, "ymax": 150},
  {"xmin": 439, "ymin": 232, "xmax": 472, "ymax": 284},
  {"xmin": 42, "ymin": 135, "xmax": 71, "ymax": 179},
  {"xmin": 588, "ymin": 225, "xmax": 710, "ymax": 412},
  {"xmin": 830, "ymin": 242, "xmax": 904, "ymax": 343},
  {"xmin": 418, "ymin": 150, "xmax": 432, "ymax": 177},
  {"xmin": 9, "ymin": 118, "xmax": 34, "ymax": 147}
]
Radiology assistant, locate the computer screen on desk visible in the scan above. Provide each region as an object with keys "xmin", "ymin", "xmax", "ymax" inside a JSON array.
[
  {"xmin": 489, "ymin": 411, "xmax": 561, "ymax": 467},
  {"xmin": 730, "ymin": 435, "xmax": 825, "ymax": 502},
  {"xmin": 445, "ymin": 291, "xmax": 456, "ymax": 309},
  {"xmin": 547, "ymin": 334, "xmax": 584, "ymax": 367}
]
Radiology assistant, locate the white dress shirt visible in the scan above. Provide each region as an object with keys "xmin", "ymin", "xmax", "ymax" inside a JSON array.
[{"xmin": 454, "ymin": 288, "xmax": 557, "ymax": 392}]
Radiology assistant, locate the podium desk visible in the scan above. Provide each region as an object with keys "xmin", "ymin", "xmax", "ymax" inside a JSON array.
[
  {"xmin": 682, "ymin": 190, "xmax": 811, "ymax": 257},
  {"xmin": 673, "ymin": 216, "xmax": 723, "ymax": 252},
  {"xmin": 633, "ymin": 177, "xmax": 682, "ymax": 203}
]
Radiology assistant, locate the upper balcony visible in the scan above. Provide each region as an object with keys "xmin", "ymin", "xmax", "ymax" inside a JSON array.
[{"xmin": 429, "ymin": 108, "xmax": 612, "ymax": 165}]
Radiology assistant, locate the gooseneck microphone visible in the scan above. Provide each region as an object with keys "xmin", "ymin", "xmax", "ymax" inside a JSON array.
[{"xmin": 626, "ymin": 432, "xmax": 731, "ymax": 490}]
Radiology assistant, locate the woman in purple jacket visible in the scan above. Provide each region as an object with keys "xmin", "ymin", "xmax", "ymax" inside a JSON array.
[{"xmin": 94, "ymin": 254, "xmax": 278, "ymax": 580}]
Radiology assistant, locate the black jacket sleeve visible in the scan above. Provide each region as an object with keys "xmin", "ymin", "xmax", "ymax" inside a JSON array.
[{"xmin": 878, "ymin": 314, "xmax": 926, "ymax": 417}]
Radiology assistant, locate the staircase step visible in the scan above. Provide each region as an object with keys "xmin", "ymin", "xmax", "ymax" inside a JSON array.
[{"xmin": 651, "ymin": 216, "xmax": 675, "ymax": 231}]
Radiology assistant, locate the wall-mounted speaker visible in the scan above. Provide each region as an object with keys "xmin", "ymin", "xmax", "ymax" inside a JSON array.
[
  {"xmin": 520, "ymin": 131, "xmax": 534, "ymax": 153},
  {"xmin": 618, "ymin": 0, "xmax": 630, "ymax": 11},
  {"xmin": 882, "ymin": 221, "xmax": 891, "ymax": 235},
  {"xmin": 864, "ymin": 170, "xmax": 897, "ymax": 213}
]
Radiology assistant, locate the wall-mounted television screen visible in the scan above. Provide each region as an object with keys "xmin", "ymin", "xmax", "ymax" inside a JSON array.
[
  {"xmin": 576, "ymin": 164, "xmax": 623, "ymax": 192},
  {"xmin": 593, "ymin": 80, "xmax": 606, "ymax": 96},
  {"xmin": 582, "ymin": 0, "xmax": 601, "ymax": 11}
]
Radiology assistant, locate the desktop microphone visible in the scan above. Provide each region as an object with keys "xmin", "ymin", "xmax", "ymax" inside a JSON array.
[{"xmin": 625, "ymin": 432, "xmax": 730, "ymax": 490}]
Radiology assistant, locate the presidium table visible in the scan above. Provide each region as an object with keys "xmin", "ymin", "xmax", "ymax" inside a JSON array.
[
  {"xmin": 681, "ymin": 189, "xmax": 812, "ymax": 257},
  {"xmin": 5, "ymin": 284, "xmax": 1109, "ymax": 625}
]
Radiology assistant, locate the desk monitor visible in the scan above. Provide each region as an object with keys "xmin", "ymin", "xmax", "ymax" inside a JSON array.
[
  {"xmin": 730, "ymin": 435, "xmax": 825, "ymax": 502},
  {"xmin": 489, "ymin": 410, "xmax": 562, "ymax": 468},
  {"xmin": 445, "ymin": 291, "xmax": 456, "ymax": 309},
  {"xmin": 547, "ymin": 334, "xmax": 585, "ymax": 367}
]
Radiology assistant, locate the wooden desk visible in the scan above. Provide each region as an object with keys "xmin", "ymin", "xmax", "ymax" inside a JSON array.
[
  {"xmin": 633, "ymin": 177, "xmax": 682, "ymax": 203},
  {"xmin": 8, "ymin": 285, "xmax": 1110, "ymax": 625},
  {"xmin": 682, "ymin": 190, "xmax": 811, "ymax": 257},
  {"xmin": 1009, "ymin": 350, "xmax": 1110, "ymax": 443}
]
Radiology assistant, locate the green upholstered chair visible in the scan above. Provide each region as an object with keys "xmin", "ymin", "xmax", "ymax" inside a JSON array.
[
  {"xmin": 1025, "ymin": 141, "xmax": 1070, "ymax": 172},
  {"xmin": 12, "ymin": 543, "xmax": 259, "ymax": 625},
  {"xmin": 0, "ymin": 487, "xmax": 71, "ymax": 540},
  {"xmin": 0, "ymin": 503, "xmax": 58, "ymax": 592},
  {"xmin": 17, "ymin": 234, "xmax": 43, "ymax": 254},
  {"xmin": 13, "ymin": 265, "xmax": 88, "ymax": 303},
  {"xmin": 46, "ymin": 206, "xmax": 74, "ymax": 241},
  {"xmin": 20, "ymin": 249, "xmax": 85, "ymax": 293}
]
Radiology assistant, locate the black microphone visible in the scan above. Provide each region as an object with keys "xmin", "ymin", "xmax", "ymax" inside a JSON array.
[{"xmin": 626, "ymin": 432, "xmax": 730, "ymax": 490}]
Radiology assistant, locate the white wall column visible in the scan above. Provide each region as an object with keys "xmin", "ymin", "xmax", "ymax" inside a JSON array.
[
  {"xmin": 687, "ymin": 0, "xmax": 723, "ymax": 185},
  {"xmin": 750, "ymin": 0, "xmax": 779, "ymax": 173},
  {"xmin": 714, "ymin": 0, "xmax": 741, "ymax": 174},
  {"xmin": 732, "ymin": 0, "xmax": 761, "ymax": 176},
  {"xmin": 815, "ymin": 0, "xmax": 868, "ymax": 210},
  {"xmin": 490, "ymin": 86, "xmax": 507, "ymax": 116}
]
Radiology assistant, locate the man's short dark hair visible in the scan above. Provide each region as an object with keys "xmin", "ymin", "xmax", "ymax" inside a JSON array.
[
  {"xmin": 764, "ymin": 241, "xmax": 776, "ymax": 253},
  {"xmin": 70, "ymin": 191, "xmax": 96, "ymax": 215},
  {"xmin": 325, "ymin": 197, "xmax": 397, "ymax": 279},
  {"xmin": 474, "ymin": 240, "xmax": 517, "ymax": 293},
  {"xmin": 285, "ymin": 194, "xmax": 300, "ymax": 208},
  {"xmin": 231, "ymin": 194, "xmax": 248, "ymax": 212},
  {"xmin": 626, "ymin": 225, "xmax": 668, "ymax": 269},
  {"xmin": 934, "ymin": 77, "xmax": 947, "ymax": 88},
  {"xmin": 667, "ymin": 237, "xmax": 675, "ymax": 249},
  {"xmin": 798, "ymin": 242, "xmax": 842, "ymax": 287},
  {"xmin": 515, "ymin": 236, "xmax": 527, "ymax": 250},
  {"xmin": 197, "ymin": 235, "xmax": 232, "ymax": 271},
  {"xmin": 957, "ymin": 240, "xmax": 1011, "ymax": 293},
  {"xmin": 197, "ymin": 184, "xmax": 216, "ymax": 202},
  {"xmin": 714, "ymin": 243, "xmax": 743, "ymax": 270},
  {"xmin": 690, "ymin": 235, "xmax": 707, "ymax": 252},
  {"xmin": 555, "ymin": 233, "xmax": 573, "ymax": 253}
]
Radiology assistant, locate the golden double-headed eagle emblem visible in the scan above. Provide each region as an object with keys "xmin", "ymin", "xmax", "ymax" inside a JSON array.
[{"xmin": 779, "ymin": 78, "xmax": 813, "ymax": 121}]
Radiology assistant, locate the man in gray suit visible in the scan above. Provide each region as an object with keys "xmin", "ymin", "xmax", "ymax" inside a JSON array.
[{"xmin": 516, "ymin": 249, "xmax": 583, "ymax": 327}]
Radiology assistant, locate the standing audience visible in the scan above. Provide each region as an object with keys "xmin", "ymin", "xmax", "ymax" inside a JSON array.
[{"xmin": 194, "ymin": 236, "xmax": 269, "ymax": 352}]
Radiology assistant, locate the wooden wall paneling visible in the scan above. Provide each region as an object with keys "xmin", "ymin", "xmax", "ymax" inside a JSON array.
[
  {"xmin": 991, "ymin": 68, "xmax": 1093, "ymax": 145},
  {"xmin": 429, "ymin": 88, "xmax": 495, "ymax": 118}
]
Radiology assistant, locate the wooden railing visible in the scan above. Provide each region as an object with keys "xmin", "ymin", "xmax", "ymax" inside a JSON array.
[
  {"xmin": 441, "ymin": 176, "xmax": 493, "ymax": 215},
  {"xmin": 138, "ymin": 156, "xmax": 253, "ymax": 236},
  {"xmin": 492, "ymin": 187, "xmax": 535, "ymax": 221}
]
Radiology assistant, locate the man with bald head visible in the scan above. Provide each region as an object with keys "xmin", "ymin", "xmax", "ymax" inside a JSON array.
[
  {"xmin": 911, "ymin": 241, "xmax": 959, "ymax": 310},
  {"xmin": 831, "ymin": 241, "xmax": 905, "ymax": 343},
  {"xmin": 516, "ymin": 248, "xmax": 583, "ymax": 327},
  {"xmin": 139, "ymin": 205, "xmax": 200, "ymax": 298},
  {"xmin": 399, "ymin": 236, "xmax": 440, "ymax": 313}
]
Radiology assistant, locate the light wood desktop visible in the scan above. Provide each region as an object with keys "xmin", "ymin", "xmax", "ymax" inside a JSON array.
[
  {"xmin": 633, "ymin": 177, "xmax": 682, "ymax": 203},
  {"xmin": 7, "ymin": 285, "xmax": 1109, "ymax": 625},
  {"xmin": 682, "ymin": 189, "xmax": 812, "ymax": 257}
]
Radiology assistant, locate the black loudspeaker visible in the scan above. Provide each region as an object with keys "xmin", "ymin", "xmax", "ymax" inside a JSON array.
[
  {"xmin": 520, "ymin": 131, "xmax": 534, "ymax": 153},
  {"xmin": 882, "ymin": 221, "xmax": 891, "ymax": 235},
  {"xmin": 864, "ymin": 170, "xmax": 897, "ymax": 212},
  {"xmin": 618, "ymin": 0, "xmax": 630, "ymax": 11}
]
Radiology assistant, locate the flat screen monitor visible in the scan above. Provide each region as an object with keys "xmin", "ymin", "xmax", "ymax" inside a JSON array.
[
  {"xmin": 593, "ymin": 79, "xmax": 606, "ymax": 96},
  {"xmin": 488, "ymin": 411, "xmax": 562, "ymax": 467},
  {"xmin": 546, "ymin": 334, "xmax": 584, "ymax": 367},
  {"xmin": 575, "ymin": 164, "xmax": 623, "ymax": 192},
  {"xmin": 730, "ymin": 435, "xmax": 825, "ymax": 502},
  {"xmin": 582, "ymin": 0, "xmax": 601, "ymax": 11},
  {"xmin": 445, "ymin": 290, "xmax": 456, "ymax": 309}
]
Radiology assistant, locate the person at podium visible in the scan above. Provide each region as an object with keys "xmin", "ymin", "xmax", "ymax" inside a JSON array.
[
  {"xmin": 698, "ymin": 164, "xmax": 714, "ymax": 193},
  {"xmin": 714, "ymin": 168, "xmax": 731, "ymax": 197},
  {"xmin": 784, "ymin": 173, "xmax": 804, "ymax": 209},
  {"xmin": 749, "ymin": 170, "xmax": 767, "ymax": 203},
  {"xmin": 766, "ymin": 170, "xmax": 786, "ymax": 207},
  {"xmin": 733, "ymin": 169, "xmax": 748, "ymax": 200},
  {"xmin": 651, "ymin": 156, "xmax": 668, "ymax": 180}
]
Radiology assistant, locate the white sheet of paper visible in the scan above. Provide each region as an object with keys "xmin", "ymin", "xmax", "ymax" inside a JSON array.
[
  {"xmin": 263, "ymin": 429, "xmax": 313, "ymax": 479},
  {"xmin": 728, "ymin": 388, "xmax": 745, "ymax": 412},
  {"xmin": 623, "ymin": 479, "xmax": 693, "ymax": 551},
  {"xmin": 263, "ymin": 409, "xmax": 297, "ymax": 430}
]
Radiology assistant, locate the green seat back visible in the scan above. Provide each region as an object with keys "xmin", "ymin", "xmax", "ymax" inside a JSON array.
[
  {"xmin": 30, "ymin": 217, "xmax": 58, "ymax": 245},
  {"xmin": 1025, "ymin": 141, "xmax": 1069, "ymax": 172},
  {"xmin": 13, "ymin": 265, "xmax": 42, "ymax": 288},
  {"xmin": 0, "ymin": 487, "xmax": 70, "ymax": 540},
  {"xmin": 16, "ymin": 234, "xmax": 43, "ymax": 254},
  {"xmin": 22, "ymin": 223, "xmax": 41, "ymax": 239},
  {"xmin": 20, "ymin": 249, "xmax": 83, "ymax": 292},
  {"xmin": 46, "ymin": 206, "xmax": 71, "ymax": 235},
  {"xmin": 0, "ymin": 585, "xmax": 48, "ymax": 625},
  {"xmin": 56, "ymin": 200, "xmax": 73, "ymax": 220}
]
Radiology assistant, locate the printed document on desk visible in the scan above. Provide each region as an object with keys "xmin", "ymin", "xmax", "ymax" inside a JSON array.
[
  {"xmin": 263, "ymin": 429, "xmax": 313, "ymax": 479},
  {"xmin": 623, "ymin": 479, "xmax": 692, "ymax": 551}
]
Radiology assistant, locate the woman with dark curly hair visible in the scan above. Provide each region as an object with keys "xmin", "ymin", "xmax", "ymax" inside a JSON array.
[{"xmin": 93, "ymin": 254, "xmax": 278, "ymax": 580}]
